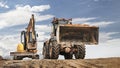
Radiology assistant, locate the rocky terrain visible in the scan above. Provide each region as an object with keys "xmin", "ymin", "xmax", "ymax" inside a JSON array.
[{"xmin": 0, "ymin": 57, "xmax": 120, "ymax": 68}]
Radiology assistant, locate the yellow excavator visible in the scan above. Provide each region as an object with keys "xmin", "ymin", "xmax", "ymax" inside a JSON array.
[{"xmin": 10, "ymin": 14, "xmax": 39, "ymax": 60}]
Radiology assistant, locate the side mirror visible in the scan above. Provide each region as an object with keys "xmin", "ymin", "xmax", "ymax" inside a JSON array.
[{"xmin": 36, "ymin": 34, "xmax": 38, "ymax": 37}]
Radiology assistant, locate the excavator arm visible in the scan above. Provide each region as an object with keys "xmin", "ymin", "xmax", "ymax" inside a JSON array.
[
  {"xmin": 26, "ymin": 15, "xmax": 36, "ymax": 42},
  {"xmin": 25, "ymin": 14, "xmax": 37, "ymax": 50}
]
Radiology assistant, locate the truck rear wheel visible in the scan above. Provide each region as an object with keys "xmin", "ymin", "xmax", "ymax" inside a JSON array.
[
  {"xmin": 74, "ymin": 44, "xmax": 85, "ymax": 59},
  {"xmin": 49, "ymin": 41, "xmax": 60, "ymax": 59}
]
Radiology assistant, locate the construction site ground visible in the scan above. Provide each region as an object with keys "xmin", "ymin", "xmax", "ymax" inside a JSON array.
[{"xmin": 0, "ymin": 57, "xmax": 120, "ymax": 68}]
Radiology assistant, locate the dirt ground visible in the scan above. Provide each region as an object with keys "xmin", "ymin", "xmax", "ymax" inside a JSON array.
[{"xmin": 0, "ymin": 57, "xmax": 120, "ymax": 68}]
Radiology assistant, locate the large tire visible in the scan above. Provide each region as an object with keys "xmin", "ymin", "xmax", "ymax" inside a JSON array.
[
  {"xmin": 49, "ymin": 41, "xmax": 60, "ymax": 59},
  {"xmin": 43, "ymin": 42, "xmax": 50, "ymax": 59},
  {"xmin": 74, "ymin": 44, "xmax": 85, "ymax": 59},
  {"xmin": 64, "ymin": 53, "xmax": 73, "ymax": 59}
]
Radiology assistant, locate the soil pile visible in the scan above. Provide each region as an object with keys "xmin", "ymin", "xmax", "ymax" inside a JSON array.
[{"xmin": 0, "ymin": 57, "xmax": 120, "ymax": 68}]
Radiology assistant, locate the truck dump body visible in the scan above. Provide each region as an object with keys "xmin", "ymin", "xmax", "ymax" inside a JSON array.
[{"xmin": 57, "ymin": 24, "xmax": 99, "ymax": 45}]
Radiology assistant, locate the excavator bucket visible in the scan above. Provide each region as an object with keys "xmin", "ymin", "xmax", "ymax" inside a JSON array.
[{"xmin": 57, "ymin": 24, "xmax": 99, "ymax": 45}]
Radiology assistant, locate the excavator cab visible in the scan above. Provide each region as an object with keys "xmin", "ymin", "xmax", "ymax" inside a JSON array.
[
  {"xmin": 21, "ymin": 31, "xmax": 37, "ymax": 50},
  {"xmin": 21, "ymin": 31, "xmax": 26, "ymax": 50}
]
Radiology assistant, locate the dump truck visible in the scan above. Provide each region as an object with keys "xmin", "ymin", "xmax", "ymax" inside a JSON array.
[
  {"xmin": 43, "ymin": 18, "xmax": 99, "ymax": 59},
  {"xmin": 10, "ymin": 14, "xmax": 39, "ymax": 60}
]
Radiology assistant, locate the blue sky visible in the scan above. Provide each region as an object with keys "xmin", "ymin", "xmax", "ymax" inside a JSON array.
[{"xmin": 0, "ymin": 0, "xmax": 120, "ymax": 59}]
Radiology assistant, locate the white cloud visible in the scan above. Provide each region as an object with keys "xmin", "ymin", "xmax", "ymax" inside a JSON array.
[
  {"xmin": 36, "ymin": 25, "xmax": 51, "ymax": 42},
  {"xmin": 106, "ymin": 38, "xmax": 120, "ymax": 46},
  {"xmin": 16, "ymin": 5, "xmax": 50, "ymax": 12},
  {"xmin": 0, "ymin": 1, "xmax": 9, "ymax": 8},
  {"xmin": 99, "ymin": 32, "xmax": 119, "ymax": 43},
  {"xmin": 72, "ymin": 17, "xmax": 114, "ymax": 27},
  {"xmin": 85, "ymin": 32, "xmax": 120, "ymax": 46},
  {"xmin": 0, "ymin": 34, "xmax": 20, "ymax": 58},
  {"xmin": 0, "ymin": 4, "xmax": 54, "ymax": 29},
  {"xmin": 85, "ymin": 32, "xmax": 120, "ymax": 59},
  {"xmin": 90, "ymin": 21, "xmax": 113, "ymax": 27},
  {"xmin": 72, "ymin": 18, "xmax": 95, "ymax": 23},
  {"xmin": 36, "ymin": 25, "xmax": 52, "ymax": 32}
]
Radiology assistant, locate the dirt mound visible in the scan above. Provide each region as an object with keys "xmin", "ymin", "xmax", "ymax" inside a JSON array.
[{"xmin": 0, "ymin": 57, "xmax": 120, "ymax": 68}]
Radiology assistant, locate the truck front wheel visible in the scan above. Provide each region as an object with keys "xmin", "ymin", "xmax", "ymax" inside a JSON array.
[
  {"xmin": 49, "ymin": 41, "xmax": 60, "ymax": 59},
  {"xmin": 74, "ymin": 44, "xmax": 85, "ymax": 59}
]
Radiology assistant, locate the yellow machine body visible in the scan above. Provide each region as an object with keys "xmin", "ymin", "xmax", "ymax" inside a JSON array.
[{"xmin": 17, "ymin": 43, "xmax": 24, "ymax": 52}]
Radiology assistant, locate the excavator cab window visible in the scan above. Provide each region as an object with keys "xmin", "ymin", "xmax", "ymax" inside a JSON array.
[
  {"xmin": 29, "ymin": 32, "xmax": 33, "ymax": 42},
  {"xmin": 21, "ymin": 31, "xmax": 26, "ymax": 44},
  {"xmin": 28, "ymin": 31, "xmax": 37, "ymax": 43},
  {"xmin": 21, "ymin": 33, "xmax": 25, "ymax": 43},
  {"xmin": 21, "ymin": 31, "xmax": 26, "ymax": 50}
]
